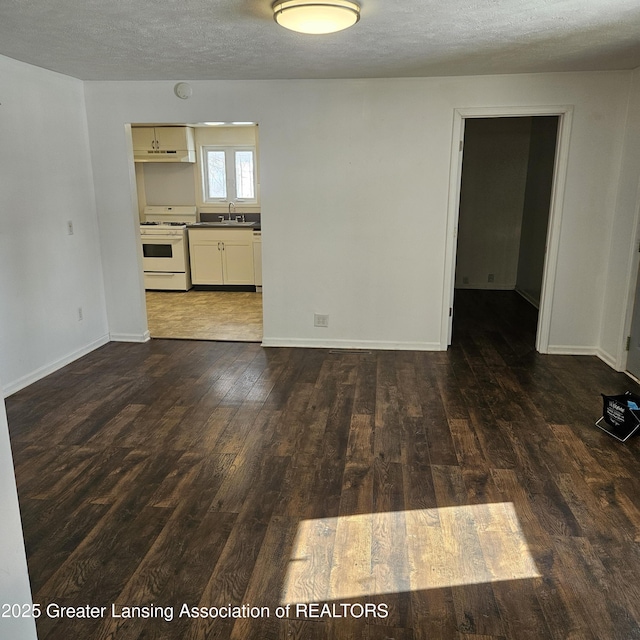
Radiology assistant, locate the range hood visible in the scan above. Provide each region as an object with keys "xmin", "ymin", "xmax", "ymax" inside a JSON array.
[{"xmin": 134, "ymin": 149, "xmax": 196, "ymax": 163}]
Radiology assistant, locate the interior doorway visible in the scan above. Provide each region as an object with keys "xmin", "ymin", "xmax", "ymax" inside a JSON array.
[
  {"xmin": 129, "ymin": 122, "xmax": 264, "ymax": 343},
  {"xmin": 443, "ymin": 107, "xmax": 571, "ymax": 352},
  {"xmin": 452, "ymin": 115, "xmax": 558, "ymax": 347}
]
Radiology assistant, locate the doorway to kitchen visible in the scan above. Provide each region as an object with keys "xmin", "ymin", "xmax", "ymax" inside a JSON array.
[
  {"xmin": 131, "ymin": 122, "xmax": 263, "ymax": 343},
  {"xmin": 442, "ymin": 107, "xmax": 572, "ymax": 353}
]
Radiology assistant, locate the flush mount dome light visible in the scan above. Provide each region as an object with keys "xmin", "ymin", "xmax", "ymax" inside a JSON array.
[{"xmin": 273, "ymin": 0, "xmax": 360, "ymax": 34}]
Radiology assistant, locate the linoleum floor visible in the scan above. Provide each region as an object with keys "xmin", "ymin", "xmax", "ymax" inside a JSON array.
[{"xmin": 145, "ymin": 289, "xmax": 262, "ymax": 342}]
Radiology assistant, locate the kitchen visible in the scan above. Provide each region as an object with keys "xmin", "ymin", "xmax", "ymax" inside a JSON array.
[{"xmin": 133, "ymin": 122, "xmax": 263, "ymax": 342}]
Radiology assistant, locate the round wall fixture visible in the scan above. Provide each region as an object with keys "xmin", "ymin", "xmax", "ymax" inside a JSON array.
[
  {"xmin": 272, "ymin": 0, "xmax": 360, "ymax": 34},
  {"xmin": 174, "ymin": 82, "xmax": 192, "ymax": 99}
]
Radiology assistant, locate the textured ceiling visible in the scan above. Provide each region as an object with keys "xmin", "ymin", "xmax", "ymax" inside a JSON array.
[{"xmin": 2, "ymin": 0, "xmax": 640, "ymax": 81}]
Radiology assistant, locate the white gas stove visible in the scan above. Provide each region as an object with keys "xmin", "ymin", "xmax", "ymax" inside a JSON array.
[{"xmin": 140, "ymin": 206, "xmax": 196, "ymax": 291}]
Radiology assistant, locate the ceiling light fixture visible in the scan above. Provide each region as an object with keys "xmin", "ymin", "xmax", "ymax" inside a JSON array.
[{"xmin": 272, "ymin": 0, "xmax": 360, "ymax": 35}]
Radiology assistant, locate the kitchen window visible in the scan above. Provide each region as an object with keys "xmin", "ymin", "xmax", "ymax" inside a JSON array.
[{"xmin": 202, "ymin": 146, "xmax": 257, "ymax": 203}]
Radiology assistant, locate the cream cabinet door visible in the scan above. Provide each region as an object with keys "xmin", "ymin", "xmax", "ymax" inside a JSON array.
[
  {"xmin": 188, "ymin": 229, "xmax": 255, "ymax": 285},
  {"xmin": 131, "ymin": 127, "xmax": 157, "ymax": 152},
  {"xmin": 189, "ymin": 238, "xmax": 224, "ymax": 284},
  {"xmin": 222, "ymin": 239, "xmax": 255, "ymax": 284},
  {"xmin": 253, "ymin": 235, "xmax": 262, "ymax": 286},
  {"xmin": 155, "ymin": 127, "xmax": 189, "ymax": 151}
]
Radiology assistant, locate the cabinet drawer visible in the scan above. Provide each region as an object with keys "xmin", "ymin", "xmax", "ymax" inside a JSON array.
[{"xmin": 188, "ymin": 228, "xmax": 253, "ymax": 242}]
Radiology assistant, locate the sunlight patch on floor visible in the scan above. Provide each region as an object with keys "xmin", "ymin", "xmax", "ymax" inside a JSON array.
[{"xmin": 281, "ymin": 502, "xmax": 540, "ymax": 604}]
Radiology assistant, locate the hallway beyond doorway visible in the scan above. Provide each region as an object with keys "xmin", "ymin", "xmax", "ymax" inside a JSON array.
[{"xmin": 452, "ymin": 289, "xmax": 538, "ymax": 360}]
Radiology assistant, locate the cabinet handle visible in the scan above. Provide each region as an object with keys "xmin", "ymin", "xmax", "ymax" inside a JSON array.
[{"xmin": 221, "ymin": 242, "xmax": 225, "ymax": 250}]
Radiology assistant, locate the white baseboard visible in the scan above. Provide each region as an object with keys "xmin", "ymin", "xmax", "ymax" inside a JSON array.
[
  {"xmin": 544, "ymin": 345, "xmax": 621, "ymax": 374},
  {"xmin": 2, "ymin": 334, "xmax": 110, "ymax": 398},
  {"xmin": 624, "ymin": 369, "xmax": 640, "ymax": 385},
  {"xmin": 261, "ymin": 337, "xmax": 443, "ymax": 351},
  {"xmin": 545, "ymin": 345, "xmax": 599, "ymax": 357},
  {"xmin": 110, "ymin": 331, "xmax": 150, "ymax": 343},
  {"xmin": 524, "ymin": 343, "xmax": 626, "ymax": 376},
  {"xmin": 596, "ymin": 348, "xmax": 619, "ymax": 370}
]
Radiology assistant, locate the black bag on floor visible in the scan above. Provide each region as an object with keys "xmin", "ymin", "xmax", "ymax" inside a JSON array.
[{"xmin": 596, "ymin": 391, "xmax": 640, "ymax": 442}]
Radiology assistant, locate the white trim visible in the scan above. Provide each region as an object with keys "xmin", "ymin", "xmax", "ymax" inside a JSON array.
[
  {"xmin": 624, "ymin": 369, "xmax": 640, "ymax": 385},
  {"xmin": 261, "ymin": 338, "xmax": 443, "ymax": 351},
  {"xmin": 545, "ymin": 345, "xmax": 599, "ymax": 356},
  {"xmin": 617, "ymin": 296, "xmax": 635, "ymax": 371},
  {"xmin": 616, "ymin": 77, "xmax": 640, "ymax": 372},
  {"xmin": 597, "ymin": 348, "xmax": 619, "ymax": 370},
  {"xmin": 441, "ymin": 111, "xmax": 466, "ymax": 347},
  {"xmin": 2, "ymin": 335, "xmax": 110, "ymax": 398},
  {"xmin": 536, "ymin": 108, "xmax": 573, "ymax": 354},
  {"xmin": 442, "ymin": 105, "xmax": 574, "ymax": 354},
  {"xmin": 518, "ymin": 344, "xmax": 618, "ymax": 371},
  {"xmin": 544, "ymin": 345, "xmax": 621, "ymax": 365},
  {"xmin": 110, "ymin": 331, "xmax": 151, "ymax": 343}
]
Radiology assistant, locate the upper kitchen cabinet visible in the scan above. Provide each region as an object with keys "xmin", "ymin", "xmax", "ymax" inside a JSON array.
[{"xmin": 132, "ymin": 126, "xmax": 196, "ymax": 163}]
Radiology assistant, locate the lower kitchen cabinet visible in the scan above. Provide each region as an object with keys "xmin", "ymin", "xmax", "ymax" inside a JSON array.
[
  {"xmin": 253, "ymin": 230, "xmax": 262, "ymax": 287},
  {"xmin": 189, "ymin": 229, "xmax": 255, "ymax": 285}
]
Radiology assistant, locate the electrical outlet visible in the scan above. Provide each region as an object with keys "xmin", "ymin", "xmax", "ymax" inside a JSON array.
[
  {"xmin": 67, "ymin": 221, "xmax": 74, "ymax": 235},
  {"xmin": 78, "ymin": 307, "xmax": 83, "ymax": 321},
  {"xmin": 488, "ymin": 273, "xmax": 495, "ymax": 283},
  {"xmin": 314, "ymin": 313, "xmax": 329, "ymax": 328}
]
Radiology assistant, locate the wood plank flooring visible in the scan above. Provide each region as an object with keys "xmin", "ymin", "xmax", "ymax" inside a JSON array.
[
  {"xmin": 145, "ymin": 290, "xmax": 262, "ymax": 341},
  {"xmin": 6, "ymin": 290, "xmax": 640, "ymax": 640}
]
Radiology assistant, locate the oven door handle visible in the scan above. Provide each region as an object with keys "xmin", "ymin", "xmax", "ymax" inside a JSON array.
[{"xmin": 141, "ymin": 237, "xmax": 183, "ymax": 243}]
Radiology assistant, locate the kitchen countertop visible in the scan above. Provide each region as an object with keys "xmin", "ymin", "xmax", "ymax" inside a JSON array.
[{"xmin": 194, "ymin": 212, "xmax": 261, "ymax": 230}]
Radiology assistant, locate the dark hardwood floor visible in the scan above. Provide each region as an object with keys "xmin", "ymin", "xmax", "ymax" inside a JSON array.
[{"xmin": 6, "ymin": 290, "xmax": 640, "ymax": 640}]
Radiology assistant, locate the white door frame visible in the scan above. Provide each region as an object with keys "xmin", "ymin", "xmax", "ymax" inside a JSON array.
[{"xmin": 441, "ymin": 105, "xmax": 574, "ymax": 352}]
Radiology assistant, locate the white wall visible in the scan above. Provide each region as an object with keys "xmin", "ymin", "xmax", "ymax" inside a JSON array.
[
  {"xmin": 0, "ymin": 55, "xmax": 109, "ymax": 395},
  {"xmin": 83, "ymin": 72, "xmax": 631, "ymax": 355},
  {"xmin": 141, "ymin": 163, "xmax": 197, "ymax": 207},
  {"xmin": 456, "ymin": 117, "xmax": 532, "ymax": 290},
  {"xmin": 516, "ymin": 116, "xmax": 559, "ymax": 308}
]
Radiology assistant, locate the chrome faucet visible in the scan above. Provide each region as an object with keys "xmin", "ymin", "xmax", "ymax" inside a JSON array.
[{"xmin": 228, "ymin": 202, "xmax": 235, "ymax": 220}]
